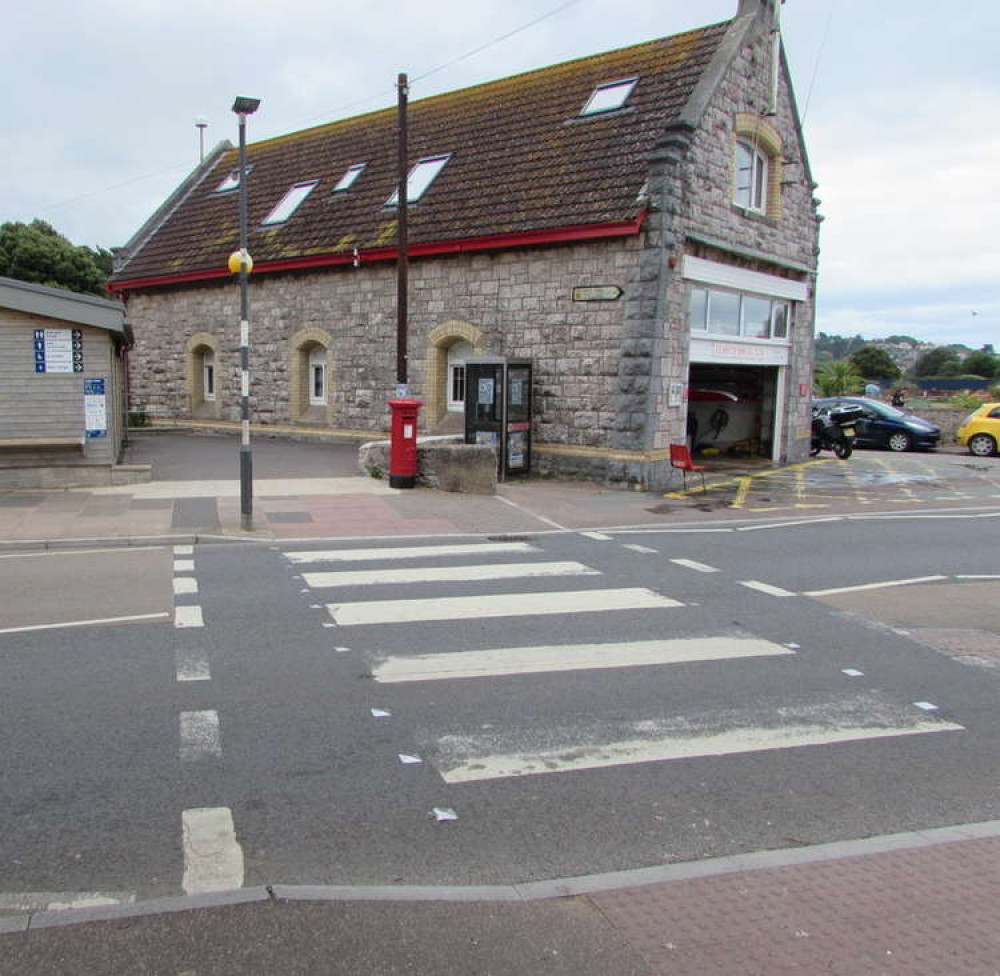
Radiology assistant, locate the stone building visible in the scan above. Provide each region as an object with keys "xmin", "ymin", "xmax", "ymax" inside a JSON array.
[{"xmin": 109, "ymin": 0, "xmax": 820, "ymax": 488}]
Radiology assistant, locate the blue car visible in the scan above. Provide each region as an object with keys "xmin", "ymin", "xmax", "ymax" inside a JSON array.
[{"xmin": 812, "ymin": 397, "xmax": 940, "ymax": 452}]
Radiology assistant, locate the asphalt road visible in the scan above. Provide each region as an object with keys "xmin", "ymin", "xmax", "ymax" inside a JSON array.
[{"xmin": 1, "ymin": 514, "xmax": 998, "ymax": 913}]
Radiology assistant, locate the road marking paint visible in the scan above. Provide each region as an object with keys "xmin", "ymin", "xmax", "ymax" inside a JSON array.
[
  {"xmin": 914, "ymin": 702, "xmax": 939, "ymax": 711},
  {"xmin": 622, "ymin": 544, "xmax": 658, "ymax": 554},
  {"xmin": 303, "ymin": 562, "xmax": 599, "ymax": 589},
  {"xmin": 738, "ymin": 580, "xmax": 796, "ymax": 597},
  {"xmin": 737, "ymin": 517, "xmax": 842, "ymax": 532},
  {"xmin": 176, "ymin": 650, "xmax": 211, "ymax": 682},
  {"xmin": 729, "ymin": 476, "xmax": 752, "ymax": 510},
  {"xmin": 174, "ymin": 605, "xmax": 204, "ymax": 628},
  {"xmin": 181, "ymin": 807, "xmax": 244, "ymax": 895},
  {"xmin": 581, "ymin": 532, "xmax": 612, "ymax": 541},
  {"xmin": 373, "ymin": 637, "xmax": 794, "ymax": 683},
  {"xmin": 0, "ymin": 547, "xmax": 162, "ymax": 560},
  {"xmin": 371, "ymin": 708, "xmax": 392, "ymax": 718},
  {"xmin": 804, "ymin": 575, "xmax": 948, "ymax": 597},
  {"xmin": 284, "ymin": 542, "xmax": 536, "ymax": 564},
  {"xmin": 956, "ymin": 574, "xmax": 1000, "ymax": 580},
  {"xmin": 173, "ymin": 545, "xmax": 194, "ymax": 556},
  {"xmin": 437, "ymin": 715, "xmax": 964, "ymax": 784},
  {"xmin": 0, "ymin": 612, "xmax": 170, "ymax": 635},
  {"xmin": 399, "ymin": 754, "xmax": 423, "ymax": 764},
  {"xmin": 180, "ymin": 710, "xmax": 222, "ymax": 760},
  {"xmin": 842, "ymin": 669, "xmax": 865, "ymax": 677},
  {"xmin": 328, "ymin": 588, "xmax": 683, "ymax": 627},
  {"xmin": 173, "ymin": 577, "xmax": 199, "ymax": 596},
  {"xmin": 0, "ymin": 891, "xmax": 136, "ymax": 911},
  {"xmin": 670, "ymin": 558, "xmax": 720, "ymax": 574},
  {"xmin": 173, "ymin": 559, "xmax": 195, "ymax": 573}
]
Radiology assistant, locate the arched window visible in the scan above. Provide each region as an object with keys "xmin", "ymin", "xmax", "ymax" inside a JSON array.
[
  {"xmin": 734, "ymin": 140, "xmax": 768, "ymax": 213},
  {"xmin": 308, "ymin": 346, "xmax": 326, "ymax": 406},
  {"xmin": 202, "ymin": 350, "xmax": 215, "ymax": 401},
  {"xmin": 447, "ymin": 340, "xmax": 474, "ymax": 412}
]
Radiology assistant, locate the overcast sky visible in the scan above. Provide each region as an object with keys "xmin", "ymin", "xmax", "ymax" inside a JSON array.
[{"xmin": 4, "ymin": 0, "xmax": 997, "ymax": 348}]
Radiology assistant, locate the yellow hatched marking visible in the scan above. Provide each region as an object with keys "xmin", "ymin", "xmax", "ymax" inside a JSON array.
[{"xmin": 729, "ymin": 477, "xmax": 752, "ymax": 509}]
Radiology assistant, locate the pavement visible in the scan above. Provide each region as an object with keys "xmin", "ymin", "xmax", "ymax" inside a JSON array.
[{"xmin": 2, "ymin": 429, "xmax": 1000, "ymax": 974}]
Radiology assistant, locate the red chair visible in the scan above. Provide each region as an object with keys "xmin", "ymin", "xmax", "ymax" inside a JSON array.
[{"xmin": 669, "ymin": 443, "xmax": 705, "ymax": 491}]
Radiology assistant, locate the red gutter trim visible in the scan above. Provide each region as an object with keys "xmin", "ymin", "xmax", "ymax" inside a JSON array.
[{"xmin": 107, "ymin": 215, "xmax": 647, "ymax": 294}]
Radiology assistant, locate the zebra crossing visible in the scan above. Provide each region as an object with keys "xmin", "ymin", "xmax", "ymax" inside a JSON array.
[{"xmin": 285, "ymin": 539, "xmax": 965, "ymax": 790}]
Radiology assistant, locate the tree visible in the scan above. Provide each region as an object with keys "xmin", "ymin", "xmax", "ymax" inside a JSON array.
[
  {"xmin": 814, "ymin": 360, "xmax": 864, "ymax": 396},
  {"xmin": 0, "ymin": 220, "xmax": 110, "ymax": 296},
  {"xmin": 849, "ymin": 345, "xmax": 902, "ymax": 382},
  {"xmin": 961, "ymin": 351, "xmax": 999, "ymax": 378},
  {"xmin": 913, "ymin": 347, "xmax": 962, "ymax": 377}
]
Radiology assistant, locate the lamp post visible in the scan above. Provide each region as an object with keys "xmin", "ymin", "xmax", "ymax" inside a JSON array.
[{"xmin": 230, "ymin": 95, "xmax": 260, "ymax": 530}]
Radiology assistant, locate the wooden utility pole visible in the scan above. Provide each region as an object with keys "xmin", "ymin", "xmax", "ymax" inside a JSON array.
[{"xmin": 396, "ymin": 72, "xmax": 409, "ymax": 395}]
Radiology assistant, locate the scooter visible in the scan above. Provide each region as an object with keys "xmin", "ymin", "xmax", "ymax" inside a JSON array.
[{"xmin": 811, "ymin": 404, "xmax": 862, "ymax": 459}]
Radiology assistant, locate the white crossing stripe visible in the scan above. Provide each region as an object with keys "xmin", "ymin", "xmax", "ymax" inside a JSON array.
[
  {"xmin": 433, "ymin": 695, "xmax": 964, "ymax": 784},
  {"xmin": 623, "ymin": 544, "xmax": 657, "ymax": 554},
  {"xmin": 739, "ymin": 580, "xmax": 796, "ymax": 597},
  {"xmin": 181, "ymin": 807, "xmax": 244, "ymax": 895},
  {"xmin": 373, "ymin": 637, "xmax": 794, "ymax": 683},
  {"xmin": 581, "ymin": 532, "xmax": 612, "ymax": 541},
  {"xmin": 179, "ymin": 710, "xmax": 222, "ymax": 760},
  {"xmin": 176, "ymin": 650, "xmax": 211, "ymax": 682},
  {"xmin": 303, "ymin": 561, "xmax": 599, "ymax": 589},
  {"xmin": 174, "ymin": 559, "xmax": 195, "ymax": 573},
  {"xmin": 670, "ymin": 558, "xmax": 720, "ymax": 574},
  {"xmin": 328, "ymin": 587, "xmax": 682, "ymax": 626},
  {"xmin": 174, "ymin": 605, "xmax": 205, "ymax": 628},
  {"xmin": 173, "ymin": 545, "xmax": 194, "ymax": 556},
  {"xmin": 284, "ymin": 542, "xmax": 536, "ymax": 564},
  {"xmin": 173, "ymin": 577, "xmax": 199, "ymax": 596}
]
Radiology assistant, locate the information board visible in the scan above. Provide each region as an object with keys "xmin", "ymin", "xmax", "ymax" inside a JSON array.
[
  {"xmin": 34, "ymin": 329, "xmax": 84, "ymax": 373},
  {"xmin": 84, "ymin": 378, "xmax": 108, "ymax": 438}
]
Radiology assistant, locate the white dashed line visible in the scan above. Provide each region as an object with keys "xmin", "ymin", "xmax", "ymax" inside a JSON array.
[
  {"xmin": 738, "ymin": 580, "xmax": 796, "ymax": 597},
  {"xmin": 181, "ymin": 807, "xmax": 244, "ymax": 895},
  {"xmin": 173, "ymin": 545, "xmax": 194, "ymax": 556},
  {"xmin": 174, "ymin": 605, "xmax": 205, "ymax": 628},
  {"xmin": 173, "ymin": 577, "xmax": 199, "ymax": 596},
  {"xmin": 176, "ymin": 650, "xmax": 211, "ymax": 682},
  {"xmin": 622, "ymin": 544, "xmax": 658, "ymax": 554},
  {"xmin": 581, "ymin": 532, "xmax": 613, "ymax": 541},
  {"xmin": 179, "ymin": 710, "xmax": 222, "ymax": 760},
  {"xmin": 173, "ymin": 559, "xmax": 195, "ymax": 573},
  {"xmin": 670, "ymin": 558, "xmax": 720, "ymax": 574}
]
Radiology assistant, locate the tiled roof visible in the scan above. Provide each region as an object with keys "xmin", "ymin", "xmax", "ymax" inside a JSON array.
[{"xmin": 113, "ymin": 21, "xmax": 729, "ymax": 286}]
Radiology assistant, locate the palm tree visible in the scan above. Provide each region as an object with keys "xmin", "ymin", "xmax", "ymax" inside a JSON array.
[{"xmin": 814, "ymin": 360, "xmax": 864, "ymax": 397}]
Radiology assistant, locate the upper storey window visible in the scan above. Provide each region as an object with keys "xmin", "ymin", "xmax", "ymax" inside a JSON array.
[
  {"xmin": 579, "ymin": 77, "xmax": 637, "ymax": 116},
  {"xmin": 734, "ymin": 141, "xmax": 768, "ymax": 213},
  {"xmin": 261, "ymin": 181, "xmax": 318, "ymax": 226},
  {"xmin": 386, "ymin": 154, "xmax": 451, "ymax": 206},
  {"xmin": 333, "ymin": 163, "xmax": 366, "ymax": 192},
  {"xmin": 215, "ymin": 166, "xmax": 252, "ymax": 192},
  {"xmin": 731, "ymin": 114, "xmax": 784, "ymax": 219}
]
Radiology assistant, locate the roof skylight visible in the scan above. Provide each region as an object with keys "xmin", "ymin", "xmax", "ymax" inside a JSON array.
[
  {"xmin": 580, "ymin": 77, "xmax": 638, "ymax": 116},
  {"xmin": 261, "ymin": 181, "xmax": 318, "ymax": 226},
  {"xmin": 215, "ymin": 166, "xmax": 252, "ymax": 192},
  {"xmin": 386, "ymin": 154, "xmax": 451, "ymax": 206},
  {"xmin": 333, "ymin": 163, "xmax": 366, "ymax": 192}
]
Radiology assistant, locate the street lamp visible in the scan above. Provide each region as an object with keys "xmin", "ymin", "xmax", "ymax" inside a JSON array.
[{"xmin": 231, "ymin": 95, "xmax": 260, "ymax": 530}]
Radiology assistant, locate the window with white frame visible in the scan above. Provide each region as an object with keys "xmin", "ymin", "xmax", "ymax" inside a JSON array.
[
  {"xmin": 333, "ymin": 163, "xmax": 366, "ymax": 192},
  {"xmin": 447, "ymin": 340, "xmax": 474, "ymax": 411},
  {"xmin": 308, "ymin": 346, "xmax": 326, "ymax": 406},
  {"xmin": 688, "ymin": 287, "xmax": 791, "ymax": 340},
  {"xmin": 579, "ymin": 77, "xmax": 637, "ymax": 116},
  {"xmin": 202, "ymin": 350, "xmax": 215, "ymax": 401},
  {"xmin": 733, "ymin": 140, "xmax": 768, "ymax": 212},
  {"xmin": 386, "ymin": 154, "xmax": 451, "ymax": 206},
  {"xmin": 262, "ymin": 181, "xmax": 318, "ymax": 226},
  {"xmin": 215, "ymin": 166, "xmax": 252, "ymax": 192}
]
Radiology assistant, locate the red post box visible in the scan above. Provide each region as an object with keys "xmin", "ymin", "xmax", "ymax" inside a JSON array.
[{"xmin": 388, "ymin": 398, "xmax": 422, "ymax": 489}]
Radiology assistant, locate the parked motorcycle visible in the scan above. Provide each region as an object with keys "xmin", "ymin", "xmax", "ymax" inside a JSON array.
[{"xmin": 811, "ymin": 404, "xmax": 863, "ymax": 459}]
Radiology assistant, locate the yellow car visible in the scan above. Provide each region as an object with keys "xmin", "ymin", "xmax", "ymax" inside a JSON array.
[{"xmin": 957, "ymin": 402, "xmax": 1000, "ymax": 457}]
